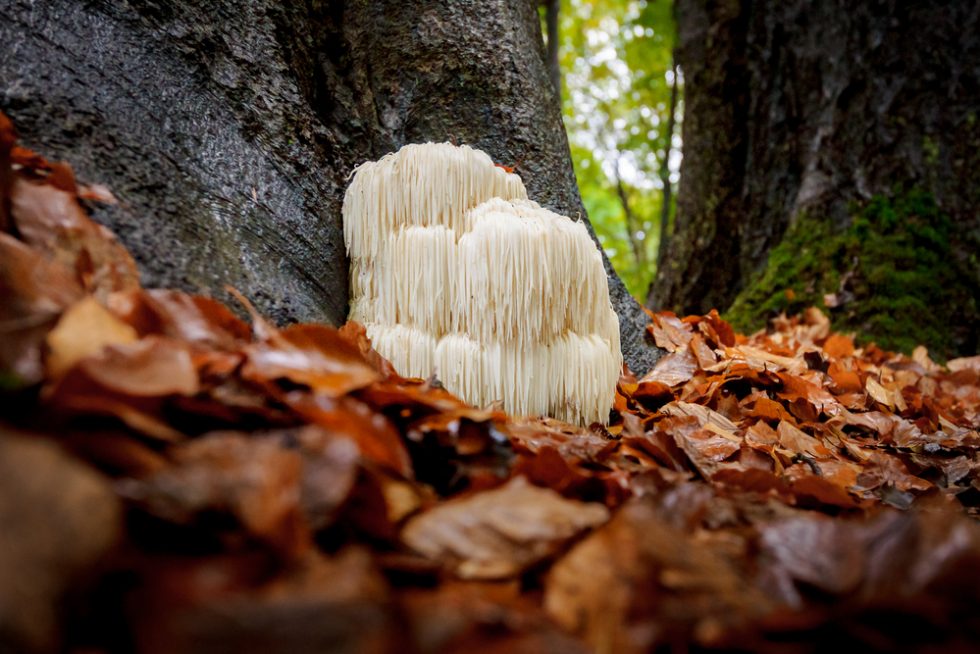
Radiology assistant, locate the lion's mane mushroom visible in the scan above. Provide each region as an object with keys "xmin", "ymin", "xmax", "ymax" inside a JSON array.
[{"xmin": 343, "ymin": 142, "xmax": 622, "ymax": 425}]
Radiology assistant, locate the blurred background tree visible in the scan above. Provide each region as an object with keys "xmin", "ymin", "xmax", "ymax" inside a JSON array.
[{"xmin": 543, "ymin": 0, "xmax": 680, "ymax": 300}]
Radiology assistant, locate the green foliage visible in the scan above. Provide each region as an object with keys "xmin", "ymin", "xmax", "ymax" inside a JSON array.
[
  {"xmin": 727, "ymin": 191, "xmax": 977, "ymax": 359},
  {"xmin": 555, "ymin": 0, "xmax": 679, "ymax": 299}
]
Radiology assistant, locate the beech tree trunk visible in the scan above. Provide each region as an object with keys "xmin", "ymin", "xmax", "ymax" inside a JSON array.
[
  {"xmin": 1, "ymin": 0, "xmax": 660, "ymax": 374},
  {"xmin": 649, "ymin": 0, "xmax": 979, "ymax": 355}
]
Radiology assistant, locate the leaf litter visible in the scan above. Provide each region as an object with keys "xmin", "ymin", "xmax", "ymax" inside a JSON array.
[{"xmin": 1, "ymin": 113, "xmax": 980, "ymax": 653}]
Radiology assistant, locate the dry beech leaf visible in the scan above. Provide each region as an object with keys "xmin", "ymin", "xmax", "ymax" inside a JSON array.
[
  {"xmin": 67, "ymin": 336, "xmax": 199, "ymax": 397},
  {"xmin": 108, "ymin": 288, "xmax": 251, "ymax": 350},
  {"xmin": 641, "ymin": 349, "xmax": 698, "ymax": 387},
  {"xmin": 0, "ymin": 233, "xmax": 83, "ymax": 384},
  {"xmin": 648, "ymin": 312, "xmax": 693, "ymax": 352},
  {"xmin": 243, "ymin": 323, "xmax": 380, "ymax": 397},
  {"xmin": 11, "ymin": 177, "xmax": 139, "ymax": 297},
  {"xmin": 716, "ymin": 345, "xmax": 807, "ymax": 375},
  {"xmin": 46, "ymin": 296, "xmax": 138, "ymax": 378},
  {"xmin": 947, "ymin": 355, "xmax": 980, "ymax": 373},
  {"xmin": 117, "ymin": 431, "xmax": 308, "ymax": 555},
  {"xmin": 776, "ymin": 420, "xmax": 830, "ymax": 458},
  {"xmin": 402, "ymin": 476, "xmax": 608, "ymax": 579},
  {"xmin": 661, "ymin": 401, "xmax": 740, "ymax": 438},
  {"xmin": 866, "ymin": 376, "xmax": 909, "ymax": 412}
]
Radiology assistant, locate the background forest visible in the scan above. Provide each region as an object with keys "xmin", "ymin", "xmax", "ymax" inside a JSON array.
[{"xmin": 552, "ymin": 0, "xmax": 680, "ymax": 300}]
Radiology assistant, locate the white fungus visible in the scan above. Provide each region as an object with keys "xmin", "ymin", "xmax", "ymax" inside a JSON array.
[{"xmin": 343, "ymin": 142, "xmax": 622, "ymax": 425}]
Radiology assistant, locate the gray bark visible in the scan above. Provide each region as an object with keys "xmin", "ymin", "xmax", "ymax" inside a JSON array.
[
  {"xmin": 650, "ymin": 0, "xmax": 980, "ymax": 335},
  {"xmin": 1, "ymin": 0, "xmax": 660, "ymax": 374}
]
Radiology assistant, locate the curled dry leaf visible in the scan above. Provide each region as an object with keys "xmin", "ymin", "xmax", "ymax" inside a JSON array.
[
  {"xmin": 640, "ymin": 349, "xmax": 698, "ymax": 387},
  {"xmin": 0, "ymin": 233, "xmax": 82, "ymax": 385},
  {"xmin": 60, "ymin": 336, "xmax": 199, "ymax": 397},
  {"xmin": 11, "ymin": 178, "xmax": 139, "ymax": 298},
  {"xmin": 402, "ymin": 476, "xmax": 609, "ymax": 579},
  {"xmin": 45, "ymin": 296, "xmax": 138, "ymax": 378},
  {"xmin": 243, "ymin": 324, "xmax": 380, "ymax": 397},
  {"xmin": 117, "ymin": 431, "xmax": 309, "ymax": 556},
  {"xmin": 647, "ymin": 312, "xmax": 693, "ymax": 352},
  {"xmin": 108, "ymin": 288, "xmax": 251, "ymax": 350}
]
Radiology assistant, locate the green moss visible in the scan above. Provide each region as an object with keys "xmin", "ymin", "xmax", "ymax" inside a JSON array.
[
  {"xmin": 0, "ymin": 370, "xmax": 25, "ymax": 391},
  {"xmin": 726, "ymin": 191, "xmax": 978, "ymax": 359}
]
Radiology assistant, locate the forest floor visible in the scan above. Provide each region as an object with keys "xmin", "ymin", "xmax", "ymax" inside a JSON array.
[{"xmin": 2, "ymin": 113, "xmax": 980, "ymax": 653}]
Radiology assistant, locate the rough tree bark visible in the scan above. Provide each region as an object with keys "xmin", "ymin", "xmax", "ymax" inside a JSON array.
[
  {"xmin": 1, "ymin": 0, "xmax": 660, "ymax": 374},
  {"xmin": 649, "ymin": 0, "xmax": 979, "ymax": 355}
]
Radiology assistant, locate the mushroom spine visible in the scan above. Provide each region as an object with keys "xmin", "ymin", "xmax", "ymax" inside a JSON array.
[{"xmin": 343, "ymin": 142, "xmax": 622, "ymax": 425}]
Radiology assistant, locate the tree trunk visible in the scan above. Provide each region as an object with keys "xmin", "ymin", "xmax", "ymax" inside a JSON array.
[
  {"xmin": 614, "ymin": 161, "xmax": 646, "ymax": 269},
  {"xmin": 655, "ymin": 58, "xmax": 679, "ymax": 271},
  {"xmin": 650, "ymin": 0, "xmax": 980, "ymax": 356},
  {"xmin": 544, "ymin": 0, "xmax": 562, "ymax": 99},
  {"xmin": 1, "ymin": 0, "xmax": 660, "ymax": 374}
]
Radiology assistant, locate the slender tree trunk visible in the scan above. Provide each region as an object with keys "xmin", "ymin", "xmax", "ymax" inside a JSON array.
[
  {"xmin": 0, "ymin": 0, "xmax": 660, "ymax": 373},
  {"xmin": 650, "ymin": 0, "xmax": 979, "ymax": 355},
  {"xmin": 655, "ymin": 58, "xmax": 679, "ymax": 272},
  {"xmin": 545, "ymin": 0, "xmax": 562, "ymax": 100},
  {"xmin": 614, "ymin": 161, "xmax": 646, "ymax": 269}
]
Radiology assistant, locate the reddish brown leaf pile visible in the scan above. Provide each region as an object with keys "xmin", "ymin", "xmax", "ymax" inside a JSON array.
[{"xmin": 2, "ymin": 113, "xmax": 980, "ymax": 654}]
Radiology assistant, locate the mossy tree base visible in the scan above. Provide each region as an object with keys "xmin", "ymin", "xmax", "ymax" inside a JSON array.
[{"xmin": 726, "ymin": 192, "xmax": 978, "ymax": 360}]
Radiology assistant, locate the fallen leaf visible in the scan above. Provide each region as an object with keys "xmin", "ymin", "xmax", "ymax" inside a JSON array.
[
  {"xmin": 641, "ymin": 349, "xmax": 698, "ymax": 387},
  {"xmin": 117, "ymin": 431, "xmax": 309, "ymax": 555},
  {"xmin": 402, "ymin": 477, "xmax": 608, "ymax": 579},
  {"xmin": 45, "ymin": 296, "xmax": 138, "ymax": 378},
  {"xmin": 0, "ymin": 233, "xmax": 82, "ymax": 385},
  {"xmin": 243, "ymin": 324, "xmax": 379, "ymax": 397},
  {"xmin": 11, "ymin": 177, "xmax": 138, "ymax": 297},
  {"xmin": 647, "ymin": 312, "xmax": 692, "ymax": 352},
  {"xmin": 57, "ymin": 335, "xmax": 199, "ymax": 397}
]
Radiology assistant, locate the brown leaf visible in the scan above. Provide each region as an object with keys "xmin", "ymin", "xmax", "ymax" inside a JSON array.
[
  {"xmin": 947, "ymin": 355, "xmax": 980, "ymax": 373},
  {"xmin": 827, "ymin": 360, "xmax": 863, "ymax": 393},
  {"xmin": 0, "ymin": 233, "xmax": 82, "ymax": 385},
  {"xmin": 132, "ymin": 548, "xmax": 394, "ymax": 654},
  {"xmin": 663, "ymin": 417, "xmax": 741, "ymax": 478},
  {"xmin": 283, "ymin": 392, "xmax": 412, "ymax": 478},
  {"xmin": 0, "ymin": 112, "xmax": 14, "ymax": 233},
  {"xmin": 661, "ymin": 401, "xmax": 740, "ymax": 437},
  {"xmin": 11, "ymin": 177, "xmax": 138, "ymax": 297},
  {"xmin": 777, "ymin": 371, "xmax": 842, "ymax": 416},
  {"xmin": 631, "ymin": 378, "xmax": 673, "ymax": 411},
  {"xmin": 108, "ymin": 289, "xmax": 251, "ymax": 350},
  {"xmin": 45, "ymin": 296, "xmax": 138, "ymax": 378},
  {"xmin": 648, "ymin": 312, "xmax": 693, "ymax": 352},
  {"xmin": 776, "ymin": 420, "xmax": 831, "ymax": 458},
  {"xmin": 866, "ymin": 376, "xmax": 908, "ymax": 412},
  {"xmin": 641, "ymin": 349, "xmax": 698, "ymax": 387},
  {"xmin": 243, "ymin": 324, "xmax": 379, "ymax": 397},
  {"xmin": 0, "ymin": 428, "xmax": 121, "ymax": 653},
  {"xmin": 402, "ymin": 477, "xmax": 608, "ymax": 579},
  {"xmin": 822, "ymin": 333, "xmax": 856, "ymax": 358},
  {"xmin": 60, "ymin": 335, "xmax": 199, "ymax": 397},
  {"xmin": 118, "ymin": 431, "xmax": 309, "ymax": 555},
  {"xmin": 545, "ymin": 496, "xmax": 770, "ymax": 653},
  {"xmin": 338, "ymin": 321, "xmax": 399, "ymax": 377}
]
